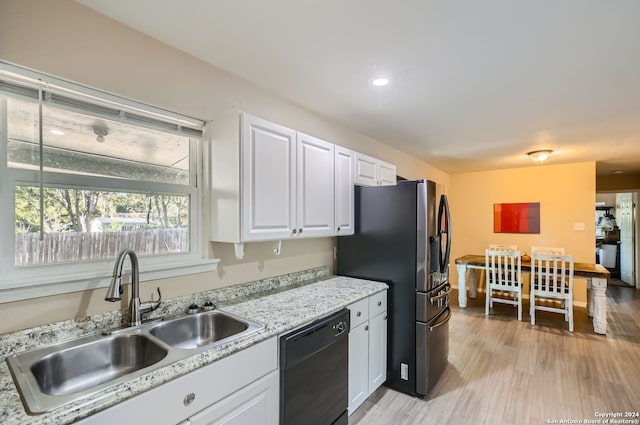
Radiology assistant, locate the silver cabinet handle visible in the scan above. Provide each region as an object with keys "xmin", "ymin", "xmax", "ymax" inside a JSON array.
[
  {"xmin": 383, "ymin": 315, "xmax": 388, "ymax": 320},
  {"xmin": 365, "ymin": 325, "xmax": 369, "ymax": 331},
  {"xmin": 377, "ymin": 301, "xmax": 382, "ymax": 306},
  {"xmin": 299, "ymin": 228, "xmax": 303, "ymax": 233},
  {"xmin": 183, "ymin": 392, "xmax": 196, "ymax": 406},
  {"xmin": 337, "ymin": 226, "xmax": 341, "ymax": 231},
  {"xmin": 356, "ymin": 311, "xmax": 361, "ymax": 317},
  {"xmin": 292, "ymin": 229, "xmax": 297, "ymax": 234}
]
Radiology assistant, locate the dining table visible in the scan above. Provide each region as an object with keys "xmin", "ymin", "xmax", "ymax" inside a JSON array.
[{"xmin": 455, "ymin": 255, "xmax": 610, "ymax": 335}]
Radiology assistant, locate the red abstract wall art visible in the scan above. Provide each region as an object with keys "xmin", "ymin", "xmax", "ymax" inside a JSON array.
[{"xmin": 493, "ymin": 202, "xmax": 540, "ymax": 234}]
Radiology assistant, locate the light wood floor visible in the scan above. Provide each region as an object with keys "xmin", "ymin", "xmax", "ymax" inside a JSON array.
[{"xmin": 350, "ymin": 285, "xmax": 640, "ymax": 425}]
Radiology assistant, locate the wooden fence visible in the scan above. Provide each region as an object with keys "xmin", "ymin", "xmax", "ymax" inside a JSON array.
[{"xmin": 15, "ymin": 228, "xmax": 189, "ymax": 266}]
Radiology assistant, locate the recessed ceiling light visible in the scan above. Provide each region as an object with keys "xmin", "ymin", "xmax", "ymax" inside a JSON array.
[
  {"xmin": 612, "ymin": 170, "xmax": 624, "ymax": 174},
  {"xmin": 50, "ymin": 129, "xmax": 65, "ymax": 136},
  {"xmin": 371, "ymin": 77, "xmax": 389, "ymax": 87}
]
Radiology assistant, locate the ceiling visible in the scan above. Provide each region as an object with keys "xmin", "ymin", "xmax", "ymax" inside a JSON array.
[{"xmin": 76, "ymin": 0, "xmax": 640, "ymax": 176}]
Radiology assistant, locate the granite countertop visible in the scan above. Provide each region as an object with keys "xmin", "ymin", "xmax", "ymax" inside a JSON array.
[{"xmin": 0, "ymin": 268, "xmax": 387, "ymax": 425}]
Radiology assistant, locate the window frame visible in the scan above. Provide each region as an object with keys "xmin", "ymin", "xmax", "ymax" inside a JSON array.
[{"xmin": 0, "ymin": 62, "xmax": 217, "ymax": 303}]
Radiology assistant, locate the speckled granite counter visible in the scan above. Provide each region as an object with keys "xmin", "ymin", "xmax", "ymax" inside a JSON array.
[{"xmin": 0, "ymin": 267, "xmax": 387, "ymax": 424}]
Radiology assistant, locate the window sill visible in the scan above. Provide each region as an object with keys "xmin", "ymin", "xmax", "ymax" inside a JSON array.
[{"xmin": 0, "ymin": 258, "xmax": 220, "ymax": 303}]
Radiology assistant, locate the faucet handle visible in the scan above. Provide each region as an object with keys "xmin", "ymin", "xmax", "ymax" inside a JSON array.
[
  {"xmin": 148, "ymin": 287, "xmax": 162, "ymax": 311},
  {"xmin": 202, "ymin": 301, "xmax": 215, "ymax": 311},
  {"xmin": 151, "ymin": 287, "xmax": 161, "ymax": 304}
]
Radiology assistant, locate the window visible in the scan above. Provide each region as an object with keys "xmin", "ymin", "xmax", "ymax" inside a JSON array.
[{"xmin": 0, "ymin": 62, "xmax": 215, "ymax": 300}]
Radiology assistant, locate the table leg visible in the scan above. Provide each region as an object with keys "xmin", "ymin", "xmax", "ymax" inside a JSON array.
[
  {"xmin": 589, "ymin": 277, "xmax": 607, "ymax": 335},
  {"xmin": 457, "ymin": 264, "xmax": 468, "ymax": 308},
  {"xmin": 469, "ymin": 269, "xmax": 477, "ymax": 299}
]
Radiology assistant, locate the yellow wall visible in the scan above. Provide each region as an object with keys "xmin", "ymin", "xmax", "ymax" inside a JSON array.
[
  {"xmin": 0, "ymin": 0, "xmax": 447, "ymax": 333},
  {"xmin": 449, "ymin": 162, "xmax": 596, "ymax": 305}
]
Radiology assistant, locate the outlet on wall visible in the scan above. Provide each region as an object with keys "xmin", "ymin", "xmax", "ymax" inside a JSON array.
[{"xmin": 573, "ymin": 222, "xmax": 585, "ymax": 231}]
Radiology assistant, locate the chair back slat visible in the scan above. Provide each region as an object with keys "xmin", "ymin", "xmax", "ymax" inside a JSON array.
[
  {"xmin": 531, "ymin": 246, "xmax": 565, "ymax": 255},
  {"xmin": 532, "ymin": 253, "xmax": 574, "ymax": 294},
  {"xmin": 486, "ymin": 249, "xmax": 522, "ymax": 289}
]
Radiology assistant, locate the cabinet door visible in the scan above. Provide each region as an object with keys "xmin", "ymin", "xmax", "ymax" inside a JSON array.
[
  {"xmin": 77, "ymin": 338, "xmax": 277, "ymax": 425},
  {"xmin": 354, "ymin": 152, "xmax": 378, "ymax": 186},
  {"xmin": 368, "ymin": 311, "xmax": 388, "ymax": 395},
  {"xmin": 296, "ymin": 133, "xmax": 335, "ymax": 238},
  {"xmin": 334, "ymin": 146, "xmax": 354, "ymax": 236},
  {"xmin": 348, "ymin": 322, "xmax": 369, "ymax": 415},
  {"xmin": 378, "ymin": 160, "xmax": 397, "ymax": 186},
  {"xmin": 241, "ymin": 113, "xmax": 297, "ymax": 241},
  {"xmin": 185, "ymin": 370, "xmax": 278, "ymax": 425}
]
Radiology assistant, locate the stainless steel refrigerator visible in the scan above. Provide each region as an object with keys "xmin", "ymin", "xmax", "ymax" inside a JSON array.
[{"xmin": 337, "ymin": 179, "xmax": 451, "ymax": 398}]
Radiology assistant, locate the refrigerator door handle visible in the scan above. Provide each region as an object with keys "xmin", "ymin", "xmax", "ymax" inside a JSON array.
[
  {"xmin": 429, "ymin": 307, "xmax": 451, "ymax": 331},
  {"xmin": 437, "ymin": 194, "xmax": 452, "ymax": 274},
  {"xmin": 429, "ymin": 286, "xmax": 452, "ymax": 302}
]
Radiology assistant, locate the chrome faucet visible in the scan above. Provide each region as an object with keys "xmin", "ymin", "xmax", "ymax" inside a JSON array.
[{"xmin": 105, "ymin": 248, "xmax": 161, "ymax": 326}]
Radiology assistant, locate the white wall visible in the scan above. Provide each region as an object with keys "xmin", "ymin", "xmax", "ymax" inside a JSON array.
[{"xmin": 0, "ymin": 0, "xmax": 448, "ymax": 333}]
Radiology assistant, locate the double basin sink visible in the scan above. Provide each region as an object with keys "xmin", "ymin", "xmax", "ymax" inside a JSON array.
[{"xmin": 6, "ymin": 309, "xmax": 264, "ymax": 414}]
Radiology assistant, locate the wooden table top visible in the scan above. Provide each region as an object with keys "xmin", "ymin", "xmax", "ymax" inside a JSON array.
[{"xmin": 455, "ymin": 255, "xmax": 610, "ymax": 279}]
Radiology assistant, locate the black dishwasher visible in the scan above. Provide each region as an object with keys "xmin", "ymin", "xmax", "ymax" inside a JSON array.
[{"xmin": 280, "ymin": 309, "xmax": 350, "ymax": 425}]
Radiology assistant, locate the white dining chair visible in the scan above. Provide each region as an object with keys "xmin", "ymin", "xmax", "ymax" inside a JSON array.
[
  {"xmin": 485, "ymin": 249, "xmax": 523, "ymax": 321},
  {"xmin": 531, "ymin": 246, "xmax": 565, "ymax": 255},
  {"xmin": 489, "ymin": 244, "xmax": 517, "ymax": 252},
  {"xmin": 530, "ymin": 253, "xmax": 574, "ymax": 332}
]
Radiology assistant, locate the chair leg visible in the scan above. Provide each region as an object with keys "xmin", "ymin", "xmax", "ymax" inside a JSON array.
[
  {"xmin": 485, "ymin": 287, "xmax": 490, "ymax": 316},
  {"xmin": 530, "ymin": 292, "xmax": 535, "ymax": 326},
  {"xmin": 517, "ymin": 290, "xmax": 522, "ymax": 321},
  {"xmin": 568, "ymin": 298, "xmax": 574, "ymax": 332}
]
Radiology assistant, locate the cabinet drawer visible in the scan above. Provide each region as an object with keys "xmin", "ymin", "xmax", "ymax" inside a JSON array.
[
  {"xmin": 348, "ymin": 298, "xmax": 369, "ymax": 328},
  {"xmin": 368, "ymin": 291, "xmax": 387, "ymax": 317}
]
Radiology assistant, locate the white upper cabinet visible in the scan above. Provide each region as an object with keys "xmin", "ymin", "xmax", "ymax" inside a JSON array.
[
  {"xmin": 354, "ymin": 152, "xmax": 397, "ymax": 186},
  {"xmin": 334, "ymin": 146, "xmax": 355, "ymax": 236},
  {"xmin": 241, "ymin": 113, "xmax": 297, "ymax": 241},
  {"xmin": 378, "ymin": 160, "xmax": 397, "ymax": 186},
  {"xmin": 296, "ymin": 132, "xmax": 335, "ymax": 238},
  {"xmin": 212, "ymin": 112, "xmax": 395, "ymax": 250}
]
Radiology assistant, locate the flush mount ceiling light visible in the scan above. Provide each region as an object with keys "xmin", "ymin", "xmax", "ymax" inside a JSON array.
[
  {"xmin": 371, "ymin": 77, "xmax": 389, "ymax": 87},
  {"xmin": 527, "ymin": 149, "xmax": 553, "ymax": 163}
]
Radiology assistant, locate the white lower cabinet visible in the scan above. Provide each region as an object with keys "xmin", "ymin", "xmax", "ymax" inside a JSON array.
[
  {"xmin": 347, "ymin": 291, "xmax": 388, "ymax": 415},
  {"xmin": 76, "ymin": 338, "xmax": 278, "ymax": 425},
  {"xmin": 179, "ymin": 370, "xmax": 278, "ymax": 425},
  {"xmin": 367, "ymin": 310, "xmax": 388, "ymax": 392},
  {"xmin": 348, "ymin": 316, "xmax": 369, "ymax": 413}
]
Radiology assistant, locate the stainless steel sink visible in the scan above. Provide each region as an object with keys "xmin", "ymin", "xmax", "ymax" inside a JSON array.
[
  {"xmin": 149, "ymin": 310, "xmax": 261, "ymax": 349},
  {"xmin": 6, "ymin": 309, "xmax": 264, "ymax": 414},
  {"xmin": 30, "ymin": 334, "xmax": 168, "ymax": 396}
]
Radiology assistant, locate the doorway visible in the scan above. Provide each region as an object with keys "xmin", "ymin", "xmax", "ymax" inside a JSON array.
[{"xmin": 596, "ymin": 192, "xmax": 637, "ymax": 287}]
